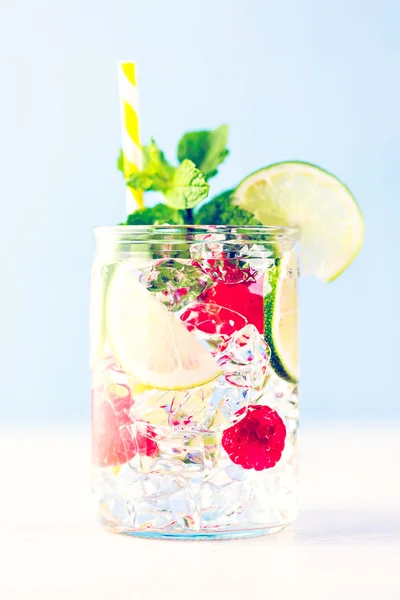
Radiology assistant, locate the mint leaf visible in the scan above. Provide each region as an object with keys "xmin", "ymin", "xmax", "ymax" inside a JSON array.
[
  {"xmin": 117, "ymin": 150, "xmax": 125, "ymax": 175},
  {"xmin": 177, "ymin": 125, "xmax": 229, "ymax": 180},
  {"xmin": 126, "ymin": 139, "xmax": 174, "ymax": 192},
  {"xmin": 142, "ymin": 139, "xmax": 174, "ymax": 181},
  {"xmin": 164, "ymin": 160, "xmax": 209, "ymax": 209},
  {"xmin": 142, "ymin": 259, "xmax": 210, "ymax": 311},
  {"xmin": 125, "ymin": 171, "xmax": 157, "ymax": 191},
  {"xmin": 123, "ymin": 140, "xmax": 209, "ymax": 211},
  {"xmin": 195, "ymin": 190, "xmax": 262, "ymax": 225},
  {"xmin": 123, "ymin": 204, "xmax": 185, "ymax": 225}
]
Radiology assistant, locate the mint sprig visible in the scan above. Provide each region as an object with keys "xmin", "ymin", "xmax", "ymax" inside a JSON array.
[
  {"xmin": 118, "ymin": 124, "xmax": 241, "ymax": 226},
  {"xmin": 165, "ymin": 160, "xmax": 209, "ymax": 209},
  {"xmin": 124, "ymin": 204, "xmax": 185, "ymax": 225},
  {"xmin": 195, "ymin": 190, "xmax": 262, "ymax": 226},
  {"xmin": 177, "ymin": 125, "xmax": 229, "ymax": 180},
  {"xmin": 124, "ymin": 139, "xmax": 209, "ymax": 210},
  {"xmin": 126, "ymin": 139, "xmax": 174, "ymax": 192},
  {"xmin": 117, "ymin": 149, "xmax": 125, "ymax": 174}
]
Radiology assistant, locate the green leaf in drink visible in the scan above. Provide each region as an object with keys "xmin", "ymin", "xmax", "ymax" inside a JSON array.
[
  {"xmin": 126, "ymin": 139, "xmax": 174, "ymax": 192},
  {"xmin": 195, "ymin": 189, "xmax": 262, "ymax": 225},
  {"xmin": 164, "ymin": 159, "xmax": 209, "ymax": 209},
  {"xmin": 142, "ymin": 139, "xmax": 175, "ymax": 182},
  {"xmin": 117, "ymin": 149, "xmax": 125, "ymax": 175},
  {"xmin": 124, "ymin": 139, "xmax": 209, "ymax": 211},
  {"xmin": 177, "ymin": 125, "xmax": 229, "ymax": 180},
  {"xmin": 123, "ymin": 204, "xmax": 185, "ymax": 225}
]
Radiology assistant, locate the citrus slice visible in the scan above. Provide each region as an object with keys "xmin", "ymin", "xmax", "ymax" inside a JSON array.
[
  {"xmin": 264, "ymin": 251, "xmax": 299, "ymax": 383},
  {"xmin": 90, "ymin": 263, "xmax": 120, "ymax": 365},
  {"xmin": 234, "ymin": 162, "xmax": 364, "ymax": 282},
  {"xmin": 106, "ymin": 263, "xmax": 222, "ymax": 390}
]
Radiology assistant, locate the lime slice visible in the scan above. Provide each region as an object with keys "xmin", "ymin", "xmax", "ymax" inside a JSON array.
[
  {"xmin": 106, "ymin": 263, "xmax": 222, "ymax": 390},
  {"xmin": 234, "ymin": 162, "xmax": 364, "ymax": 282},
  {"xmin": 264, "ymin": 251, "xmax": 299, "ymax": 383},
  {"xmin": 90, "ymin": 263, "xmax": 116, "ymax": 365}
]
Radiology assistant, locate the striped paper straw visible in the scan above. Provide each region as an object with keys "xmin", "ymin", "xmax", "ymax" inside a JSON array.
[{"xmin": 118, "ymin": 61, "xmax": 144, "ymax": 213}]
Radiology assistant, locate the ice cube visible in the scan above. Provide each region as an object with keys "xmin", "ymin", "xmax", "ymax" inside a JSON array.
[
  {"xmin": 239, "ymin": 475, "xmax": 282, "ymax": 525},
  {"xmin": 199, "ymin": 474, "xmax": 251, "ymax": 527},
  {"xmin": 130, "ymin": 385, "xmax": 215, "ymax": 435},
  {"xmin": 238, "ymin": 460, "xmax": 298, "ymax": 525},
  {"xmin": 226, "ymin": 463, "xmax": 246, "ymax": 482},
  {"xmin": 205, "ymin": 381, "xmax": 254, "ymax": 432},
  {"xmin": 94, "ymin": 464, "xmax": 138, "ymax": 525},
  {"xmin": 141, "ymin": 472, "xmax": 179, "ymax": 497},
  {"xmin": 133, "ymin": 471, "xmax": 200, "ymax": 531},
  {"xmin": 135, "ymin": 374, "xmax": 255, "ymax": 435},
  {"xmin": 238, "ymin": 244, "xmax": 275, "ymax": 279},
  {"xmin": 217, "ymin": 324, "xmax": 271, "ymax": 391},
  {"xmin": 168, "ymin": 385, "xmax": 214, "ymax": 432},
  {"xmin": 191, "ymin": 242, "xmax": 275, "ymax": 284},
  {"xmin": 180, "ymin": 303, "xmax": 247, "ymax": 353},
  {"xmin": 129, "ymin": 388, "xmax": 173, "ymax": 434},
  {"xmin": 191, "ymin": 242, "xmax": 258, "ymax": 284},
  {"xmin": 130, "ymin": 371, "xmax": 257, "ymax": 436},
  {"xmin": 145, "ymin": 457, "xmax": 187, "ymax": 475},
  {"xmin": 156, "ymin": 431, "xmax": 220, "ymax": 474},
  {"xmin": 92, "ymin": 355, "xmax": 136, "ymax": 405},
  {"xmin": 256, "ymin": 374, "xmax": 298, "ymax": 419},
  {"xmin": 99, "ymin": 492, "xmax": 135, "ymax": 525},
  {"xmin": 139, "ymin": 259, "xmax": 211, "ymax": 311},
  {"xmin": 133, "ymin": 509, "xmax": 176, "ymax": 530}
]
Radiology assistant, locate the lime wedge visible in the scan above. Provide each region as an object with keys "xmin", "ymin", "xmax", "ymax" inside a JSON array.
[
  {"xmin": 106, "ymin": 263, "xmax": 222, "ymax": 390},
  {"xmin": 234, "ymin": 162, "xmax": 364, "ymax": 282},
  {"xmin": 90, "ymin": 263, "xmax": 116, "ymax": 365},
  {"xmin": 264, "ymin": 251, "xmax": 299, "ymax": 383}
]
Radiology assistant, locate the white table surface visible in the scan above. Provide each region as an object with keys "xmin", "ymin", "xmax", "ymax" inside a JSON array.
[{"xmin": 0, "ymin": 424, "xmax": 399, "ymax": 600}]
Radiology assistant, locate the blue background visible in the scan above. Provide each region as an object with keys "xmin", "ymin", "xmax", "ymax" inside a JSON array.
[{"xmin": 0, "ymin": 0, "xmax": 398, "ymax": 422}]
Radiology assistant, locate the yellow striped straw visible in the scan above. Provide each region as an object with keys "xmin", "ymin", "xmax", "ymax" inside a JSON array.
[{"xmin": 118, "ymin": 61, "xmax": 144, "ymax": 213}]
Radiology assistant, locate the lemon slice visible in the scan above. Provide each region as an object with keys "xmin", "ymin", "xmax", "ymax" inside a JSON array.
[
  {"xmin": 234, "ymin": 162, "xmax": 364, "ymax": 282},
  {"xmin": 105, "ymin": 263, "xmax": 222, "ymax": 390},
  {"xmin": 90, "ymin": 263, "xmax": 117, "ymax": 365},
  {"xmin": 264, "ymin": 251, "xmax": 299, "ymax": 383}
]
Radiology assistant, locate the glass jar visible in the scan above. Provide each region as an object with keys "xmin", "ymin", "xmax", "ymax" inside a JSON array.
[{"xmin": 91, "ymin": 225, "xmax": 300, "ymax": 539}]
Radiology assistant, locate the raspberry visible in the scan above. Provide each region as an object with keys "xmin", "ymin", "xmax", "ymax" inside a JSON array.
[
  {"xmin": 197, "ymin": 257, "xmax": 257, "ymax": 284},
  {"xmin": 91, "ymin": 389, "xmax": 159, "ymax": 467},
  {"xmin": 180, "ymin": 303, "xmax": 247, "ymax": 339},
  {"xmin": 201, "ymin": 277, "xmax": 264, "ymax": 335},
  {"xmin": 135, "ymin": 429, "xmax": 159, "ymax": 459},
  {"xmin": 222, "ymin": 405, "xmax": 286, "ymax": 471}
]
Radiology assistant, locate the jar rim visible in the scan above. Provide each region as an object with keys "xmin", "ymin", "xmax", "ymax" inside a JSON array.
[{"xmin": 94, "ymin": 224, "xmax": 300, "ymax": 243}]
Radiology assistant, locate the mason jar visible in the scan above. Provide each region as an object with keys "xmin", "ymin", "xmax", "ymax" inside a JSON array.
[{"xmin": 91, "ymin": 225, "xmax": 299, "ymax": 539}]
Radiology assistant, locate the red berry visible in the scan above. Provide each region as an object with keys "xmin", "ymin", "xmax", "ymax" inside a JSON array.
[
  {"xmin": 91, "ymin": 389, "xmax": 159, "ymax": 467},
  {"xmin": 197, "ymin": 257, "xmax": 257, "ymax": 284},
  {"xmin": 135, "ymin": 429, "xmax": 159, "ymax": 458},
  {"xmin": 180, "ymin": 303, "xmax": 247, "ymax": 339},
  {"xmin": 201, "ymin": 277, "xmax": 264, "ymax": 335},
  {"xmin": 222, "ymin": 405, "xmax": 286, "ymax": 471}
]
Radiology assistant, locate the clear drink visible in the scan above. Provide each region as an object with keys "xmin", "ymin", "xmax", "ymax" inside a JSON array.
[{"xmin": 91, "ymin": 225, "xmax": 299, "ymax": 539}]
